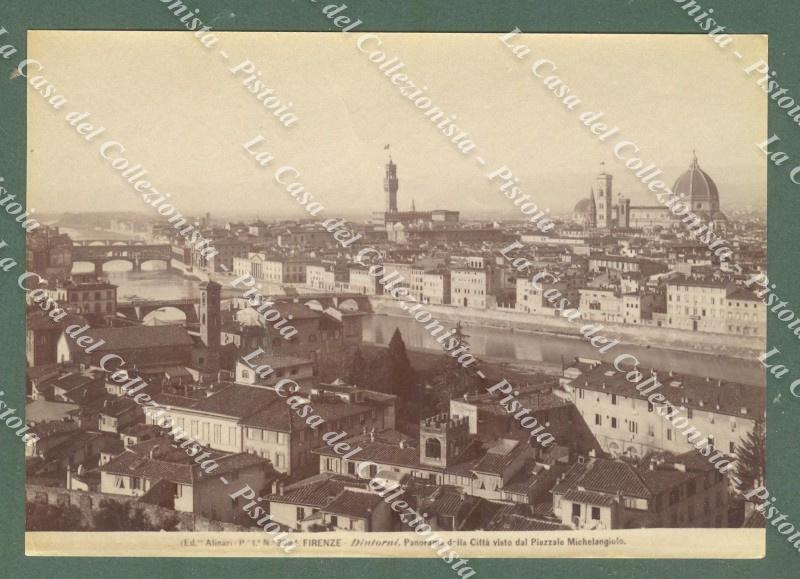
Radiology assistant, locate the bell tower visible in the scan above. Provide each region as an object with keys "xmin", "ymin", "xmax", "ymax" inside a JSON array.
[
  {"xmin": 200, "ymin": 280, "xmax": 221, "ymax": 373},
  {"xmin": 596, "ymin": 164, "xmax": 613, "ymax": 229},
  {"xmin": 384, "ymin": 157, "xmax": 399, "ymax": 213}
]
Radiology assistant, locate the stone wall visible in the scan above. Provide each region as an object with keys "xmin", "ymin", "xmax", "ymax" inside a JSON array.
[{"xmin": 25, "ymin": 485, "xmax": 259, "ymax": 532}]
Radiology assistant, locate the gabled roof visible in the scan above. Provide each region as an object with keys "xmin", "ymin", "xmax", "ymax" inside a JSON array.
[
  {"xmin": 472, "ymin": 439, "xmax": 525, "ymax": 476},
  {"xmin": 185, "ymin": 385, "xmax": 277, "ymax": 418},
  {"xmin": 65, "ymin": 325, "xmax": 193, "ymax": 353},
  {"xmin": 101, "ymin": 449, "xmax": 195, "ymax": 485},
  {"xmin": 578, "ymin": 459, "xmax": 652, "ymax": 499},
  {"xmin": 572, "ymin": 362, "xmax": 763, "ymax": 418},
  {"xmin": 486, "ymin": 503, "xmax": 568, "ymax": 531},
  {"xmin": 563, "ymin": 488, "xmax": 618, "ymax": 507},
  {"xmin": 266, "ymin": 478, "xmax": 348, "ymax": 508},
  {"xmin": 323, "ymin": 490, "xmax": 383, "ymax": 519}
]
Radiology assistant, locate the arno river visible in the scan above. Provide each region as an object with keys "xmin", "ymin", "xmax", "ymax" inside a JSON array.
[{"xmin": 65, "ymin": 228, "xmax": 765, "ymax": 386}]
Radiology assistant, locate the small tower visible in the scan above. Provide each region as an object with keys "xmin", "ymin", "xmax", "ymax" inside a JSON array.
[
  {"xmin": 617, "ymin": 195, "xmax": 631, "ymax": 229},
  {"xmin": 199, "ymin": 280, "xmax": 221, "ymax": 373},
  {"xmin": 419, "ymin": 413, "xmax": 471, "ymax": 468},
  {"xmin": 384, "ymin": 156, "xmax": 399, "ymax": 213},
  {"xmin": 596, "ymin": 163, "xmax": 613, "ymax": 229}
]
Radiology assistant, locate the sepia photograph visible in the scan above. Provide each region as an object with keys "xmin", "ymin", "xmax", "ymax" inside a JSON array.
[{"xmin": 13, "ymin": 22, "xmax": 772, "ymax": 568}]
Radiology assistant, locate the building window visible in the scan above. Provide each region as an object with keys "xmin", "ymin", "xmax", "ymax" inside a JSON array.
[
  {"xmin": 572, "ymin": 503, "xmax": 581, "ymax": 518},
  {"xmin": 330, "ymin": 515, "xmax": 338, "ymax": 527},
  {"xmin": 425, "ymin": 438, "xmax": 442, "ymax": 459},
  {"xmin": 667, "ymin": 429, "xmax": 672, "ymax": 441},
  {"xmin": 591, "ymin": 507, "xmax": 600, "ymax": 521},
  {"xmin": 611, "ymin": 394, "xmax": 617, "ymax": 405},
  {"xmin": 131, "ymin": 477, "xmax": 141, "ymax": 490},
  {"xmin": 629, "ymin": 421, "xmax": 638, "ymax": 434},
  {"xmin": 611, "ymin": 417, "xmax": 617, "ymax": 429},
  {"xmin": 594, "ymin": 414, "xmax": 602, "ymax": 426},
  {"xmin": 296, "ymin": 507, "xmax": 305, "ymax": 520},
  {"xmin": 115, "ymin": 476, "xmax": 126, "ymax": 489}
]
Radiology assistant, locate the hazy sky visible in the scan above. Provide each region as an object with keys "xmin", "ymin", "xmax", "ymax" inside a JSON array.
[{"xmin": 27, "ymin": 31, "xmax": 767, "ymax": 218}]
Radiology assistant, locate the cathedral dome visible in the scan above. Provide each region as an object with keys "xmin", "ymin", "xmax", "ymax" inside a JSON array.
[
  {"xmin": 672, "ymin": 153, "xmax": 720, "ymax": 212},
  {"xmin": 574, "ymin": 198, "xmax": 594, "ymax": 214}
]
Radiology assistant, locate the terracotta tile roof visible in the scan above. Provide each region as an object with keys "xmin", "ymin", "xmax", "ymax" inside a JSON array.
[
  {"xmin": 189, "ymin": 385, "xmax": 277, "ymax": 417},
  {"xmin": 102, "ymin": 437, "xmax": 270, "ymax": 485},
  {"xmin": 324, "ymin": 490, "xmax": 383, "ymax": 519},
  {"xmin": 101, "ymin": 450, "xmax": 195, "ymax": 485},
  {"xmin": 65, "ymin": 325, "xmax": 193, "ymax": 353},
  {"xmin": 573, "ymin": 362, "xmax": 764, "ymax": 417},
  {"xmin": 574, "ymin": 459, "xmax": 651, "ymax": 498},
  {"xmin": 44, "ymin": 371, "xmax": 101, "ymax": 393},
  {"xmin": 214, "ymin": 453, "xmax": 272, "ymax": 477},
  {"xmin": 428, "ymin": 489, "xmax": 480, "ymax": 519},
  {"xmin": 30, "ymin": 420, "xmax": 79, "ymax": 438},
  {"xmin": 472, "ymin": 439, "xmax": 524, "ymax": 475},
  {"xmin": 563, "ymin": 489, "xmax": 618, "ymax": 507},
  {"xmin": 486, "ymin": 504, "xmax": 568, "ymax": 531},
  {"xmin": 312, "ymin": 432, "xmax": 423, "ymax": 469},
  {"xmin": 266, "ymin": 478, "xmax": 347, "ymax": 508},
  {"xmin": 488, "ymin": 512, "xmax": 567, "ymax": 531}
]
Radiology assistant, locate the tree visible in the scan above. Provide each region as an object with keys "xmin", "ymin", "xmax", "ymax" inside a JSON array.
[
  {"xmin": 26, "ymin": 502, "xmax": 85, "ymax": 531},
  {"xmin": 93, "ymin": 499, "xmax": 170, "ymax": 531},
  {"xmin": 347, "ymin": 347, "xmax": 369, "ymax": 385},
  {"xmin": 437, "ymin": 322, "xmax": 480, "ymax": 397},
  {"xmin": 735, "ymin": 419, "xmax": 766, "ymax": 494},
  {"xmin": 386, "ymin": 329, "xmax": 419, "ymax": 416}
]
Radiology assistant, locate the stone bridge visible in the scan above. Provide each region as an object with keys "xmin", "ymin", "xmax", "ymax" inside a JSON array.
[
  {"xmin": 117, "ymin": 298, "xmax": 200, "ymax": 323},
  {"xmin": 117, "ymin": 292, "xmax": 373, "ymax": 323},
  {"xmin": 272, "ymin": 292, "xmax": 373, "ymax": 313},
  {"xmin": 71, "ymin": 239, "xmax": 148, "ymax": 246},
  {"xmin": 72, "ymin": 243, "xmax": 172, "ymax": 275}
]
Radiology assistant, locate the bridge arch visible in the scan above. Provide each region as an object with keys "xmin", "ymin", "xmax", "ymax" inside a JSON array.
[
  {"xmin": 99, "ymin": 259, "xmax": 135, "ymax": 272},
  {"xmin": 304, "ymin": 299, "xmax": 324, "ymax": 311},
  {"xmin": 338, "ymin": 298, "xmax": 360, "ymax": 312},
  {"xmin": 139, "ymin": 258, "xmax": 170, "ymax": 271},
  {"xmin": 142, "ymin": 307, "xmax": 188, "ymax": 325}
]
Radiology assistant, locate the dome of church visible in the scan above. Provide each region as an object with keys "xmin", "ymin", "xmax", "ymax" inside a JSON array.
[
  {"xmin": 672, "ymin": 153, "xmax": 720, "ymax": 212},
  {"xmin": 573, "ymin": 197, "xmax": 594, "ymax": 214}
]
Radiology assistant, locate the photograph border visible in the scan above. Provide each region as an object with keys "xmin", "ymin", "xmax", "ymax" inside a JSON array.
[{"xmin": 0, "ymin": 1, "xmax": 794, "ymax": 577}]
